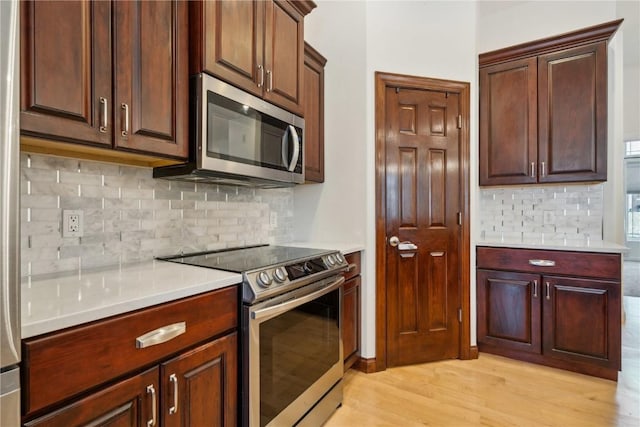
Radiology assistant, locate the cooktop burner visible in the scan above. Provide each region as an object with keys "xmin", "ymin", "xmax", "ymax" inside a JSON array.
[
  {"xmin": 160, "ymin": 245, "xmax": 331, "ymax": 273},
  {"xmin": 159, "ymin": 245, "xmax": 348, "ymax": 303}
]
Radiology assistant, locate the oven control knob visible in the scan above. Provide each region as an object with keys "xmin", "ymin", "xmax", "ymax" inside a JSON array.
[
  {"xmin": 326, "ymin": 254, "xmax": 337, "ymax": 266},
  {"xmin": 274, "ymin": 267, "xmax": 287, "ymax": 283},
  {"xmin": 336, "ymin": 253, "xmax": 345, "ymax": 264},
  {"xmin": 303, "ymin": 262, "xmax": 314, "ymax": 273},
  {"xmin": 257, "ymin": 271, "xmax": 273, "ymax": 287}
]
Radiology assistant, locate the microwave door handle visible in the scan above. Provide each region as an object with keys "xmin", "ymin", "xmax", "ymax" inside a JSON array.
[
  {"xmin": 288, "ymin": 125, "xmax": 300, "ymax": 172},
  {"xmin": 281, "ymin": 126, "xmax": 290, "ymax": 169}
]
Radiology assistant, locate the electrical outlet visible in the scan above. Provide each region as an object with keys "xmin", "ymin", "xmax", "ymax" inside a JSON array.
[{"xmin": 62, "ymin": 210, "xmax": 84, "ymax": 237}]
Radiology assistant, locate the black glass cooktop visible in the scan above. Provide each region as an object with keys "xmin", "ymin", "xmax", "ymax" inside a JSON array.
[{"xmin": 159, "ymin": 245, "xmax": 332, "ymax": 273}]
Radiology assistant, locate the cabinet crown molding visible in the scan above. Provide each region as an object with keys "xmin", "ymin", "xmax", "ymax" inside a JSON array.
[{"xmin": 479, "ymin": 18, "xmax": 623, "ymax": 67}]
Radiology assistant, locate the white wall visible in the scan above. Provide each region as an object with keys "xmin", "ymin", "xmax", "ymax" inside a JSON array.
[
  {"xmin": 624, "ymin": 63, "xmax": 640, "ymax": 140},
  {"xmin": 295, "ymin": 1, "xmax": 368, "ymax": 245},
  {"xmin": 362, "ymin": 1, "xmax": 478, "ymax": 357}
]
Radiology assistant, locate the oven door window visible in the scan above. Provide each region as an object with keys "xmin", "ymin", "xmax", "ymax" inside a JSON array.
[
  {"xmin": 207, "ymin": 92, "xmax": 302, "ymax": 173},
  {"xmin": 259, "ymin": 289, "xmax": 340, "ymax": 426}
]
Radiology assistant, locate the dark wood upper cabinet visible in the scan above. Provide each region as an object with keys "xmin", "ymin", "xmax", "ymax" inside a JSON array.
[
  {"xmin": 21, "ymin": 1, "xmax": 112, "ymax": 147},
  {"xmin": 191, "ymin": 0, "xmax": 264, "ymax": 98},
  {"xmin": 190, "ymin": 0, "xmax": 315, "ymax": 116},
  {"xmin": 303, "ymin": 42, "xmax": 327, "ymax": 183},
  {"xmin": 479, "ymin": 19, "xmax": 622, "ymax": 186},
  {"xmin": 20, "ymin": 0, "xmax": 188, "ymax": 163},
  {"xmin": 113, "ymin": 1, "xmax": 188, "ymax": 158},
  {"xmin": 538, "ymin": 42, "xmax": 607, "ymax": 183},
  {"xmin": 479, "ymin": 57, "xmax": 537, "ymax": 185}
]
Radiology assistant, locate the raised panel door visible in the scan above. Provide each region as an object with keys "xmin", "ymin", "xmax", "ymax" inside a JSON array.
[
  {"xmin": 196, "ymin": 0, "xmax": 263, "ymax": 98},
  {"xmin": 477, "ymin": 269, "xmax": 542, "ymax": 354},
  {"xmin": 342, "ymin": 276, "xmax": 361, "ymax": 369},
  {"xmin": 264, "ymin": 0, "xmax": 304, "ymax": 115},
  {"xmin": 303, "ymin": 42, "xmax": 327, "ymax": 183},
  {"xmin": 20, "ymin": 0, "xmax": 112, "ymax": 146},
  {"xmin": 113, "ymin": 0, "xmax": 188, "ymax": 159},
  {"xmin": 538, "ymin": 42, "xmax": 607, "ymax": 182},
  {"xmin": 24, "ymin": 367, "xmax": 159, "ymax": 427},
  {"xmin": 161, "ymin": 333, "xmax": 238, "ymax": 427},
  {"xmin": 543, "ymin": 276, "xmax": 620, "ymax": 370},
  {"xmin": 479, "ymin": 57, "xmax": 537, "ymax": 185}
]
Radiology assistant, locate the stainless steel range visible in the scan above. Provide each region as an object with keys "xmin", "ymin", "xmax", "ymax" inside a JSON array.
[{"xmin": 160, "ymin": 245, "xmax": 347, "ymax": 426}]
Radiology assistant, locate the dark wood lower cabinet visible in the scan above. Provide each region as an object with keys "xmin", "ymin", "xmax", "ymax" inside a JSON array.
[
  {"xmin": 24, "ymin": 367, "xmax": 159, "ymax": 427},
  {"xmin": 477, "ymin": 247, "xmax": 621, "ymax": 381},
  {"xmin": 161, "ymin": 333, "xmax": 237, "ymax": 427},
  {"xmin": 342, "ymin": 251, "xmax": 362, "ymax": 370}
]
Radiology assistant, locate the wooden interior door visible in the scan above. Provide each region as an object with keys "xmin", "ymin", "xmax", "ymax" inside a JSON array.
[{"xmin": 385, "ymin": 86, "xmax": 462, "ymax": 367}]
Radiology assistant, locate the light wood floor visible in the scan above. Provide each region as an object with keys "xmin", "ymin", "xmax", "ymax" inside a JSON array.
[{"xmin": 325, "ymin": 297, "xmax": 640, "ymax": 426}]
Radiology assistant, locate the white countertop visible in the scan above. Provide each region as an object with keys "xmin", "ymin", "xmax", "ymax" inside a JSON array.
[
  {"xmin": 285, "ymin": 241, "xmax": 365, "ymax": 255},
  {"xmin": 476, "ymin": 238, "xmax": 628, "ymax": 254},
  {"xmin": 21, "ymin": 260, "xmax": 242, "ymax": 339}
]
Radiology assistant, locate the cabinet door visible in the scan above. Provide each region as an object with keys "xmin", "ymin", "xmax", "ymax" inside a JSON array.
[
  {"xmin": 479, "ymin": 57, "xmax": 537, "ymax": 186},
  {"xmin": 161, "ymin": 333, "xmax": 238, "ymax": 427},
  {"xmin": 543, "ymin": 276, "xmax": 620, "ymax": 370},
  {"xmin": 538, "ymin": 42, "xmax": 607, "ymax": 183},
  {"xmin": 303, "ymin": 43, "xmax": 327, "ymax": 183},
  {"xmin": 24, "ymin": 367, "xmax": 159, "ymax": 427},
  {"xmin": 477, "ymin": 270, "xmax": 541, "ymax": 354},
  {"xmin": 196, "ymin": 0, "xmax": 264, "ymax": 98},
  {"xmin": 113, "ymin": 0, "xmax": 188, "ymax": 159},
  {"xmin": 20, "ymin": 0, "xmax": 112, "ymax": 146},
  {"xmin": 264, "ymin": 0, "xmax": 304, "ymax": 115},
  {"xmin": 343, "ymin": 276, "xmax": 361, "ymax": 369}
]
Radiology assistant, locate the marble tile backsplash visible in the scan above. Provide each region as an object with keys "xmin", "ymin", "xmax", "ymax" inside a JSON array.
[
  {"xmin": 479, "ymin": 184, "xmax": 604, "ymax": 245},
  {"xmin": 20, "ymin": 153, "xmax": 294, "ymax": 276}
]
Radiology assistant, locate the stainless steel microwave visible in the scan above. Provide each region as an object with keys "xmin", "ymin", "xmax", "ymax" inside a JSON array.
[{"xmin": 154, "ymin": 73, "xmax": 304, "ymax": 187}]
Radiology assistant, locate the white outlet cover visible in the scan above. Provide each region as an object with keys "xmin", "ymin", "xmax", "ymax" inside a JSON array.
[{"xmin": 62, "ymin": 210, "xmax": 84, "ymax": 238}]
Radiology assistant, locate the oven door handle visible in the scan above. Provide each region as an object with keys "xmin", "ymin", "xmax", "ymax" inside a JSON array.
[{"xmin": 251, "ymin": 276, "xmax": 345, "ymax": 321}]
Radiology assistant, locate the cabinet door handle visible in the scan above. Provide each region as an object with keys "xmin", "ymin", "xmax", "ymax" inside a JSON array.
[
  {"xmin": 533, "ymin": 280, "xmax": 538, "ymax": 298},
  {"xmin": 99, "ymin": 97, "xmax": 108, "ymax": 133},
  {"xmin": 541, "ymin": 161, "xmax": 546, "ymax": 177},
  {"xmin": 146, "ymin": 384, "xmax": 157, "ymax": 427},
  {"xmin": 266, "ymin": 70, "xmax": 272, "ymax": 92},
  {"xmin": 530, "ymin": 162, "xmax": 536, "ymax": 178},
  {"xmin": 169, "ymin": 373, "xmax": 179, "ymax": 415},
  {"xmin": 257, "ymin": 64, "xmax": 264, "ymax": 88},
  {"xmin": 121, "ymin": 103, "xmax": 129, "ymax": 137},
  {"xmin": 545, "ymin": 282, "xmax": 551, "ymax": 300},
  {"xmin": 136, "ymin": 322, "xmax": 186, "ymax": 348},
  {"xmin": 529, "ymin": 259, "xmax": 555, "ymax": 267}
]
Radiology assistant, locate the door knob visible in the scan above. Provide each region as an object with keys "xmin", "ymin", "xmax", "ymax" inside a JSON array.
[{"xmin": 389, "ymin": 236, "xmax": 399, "ymax": 247}]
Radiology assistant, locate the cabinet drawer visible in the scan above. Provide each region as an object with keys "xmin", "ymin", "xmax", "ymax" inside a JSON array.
[
  {"xmin": 344, "ymin": 251, "xmax": 361, "ymax": 281},
  {"xmin": 23, "ymin": 286, "xmax": 238, "ymax": 416},
  {"xmin": 477, "ymin": 247, "xmax": 621, "ymax": 281}
]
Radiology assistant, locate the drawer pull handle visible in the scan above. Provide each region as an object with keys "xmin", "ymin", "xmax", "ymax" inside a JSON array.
[
  {"xmin": 136, "ymin": 322, "xmax": 186, "ymax": 349},
  {"xmin": 346, "ymin": 263, "xmax": 358, "ymax": 272},
  {"xmin": 146, "ymin": 384, "xmax": 157, "ymax": 427},
  {"xmin": 528, "ymin": 259, "xmax": 556, "ymax": 267},
  {"xmin": 169, "ymin": 373, "xmax": 179, "ymax": 415}
]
